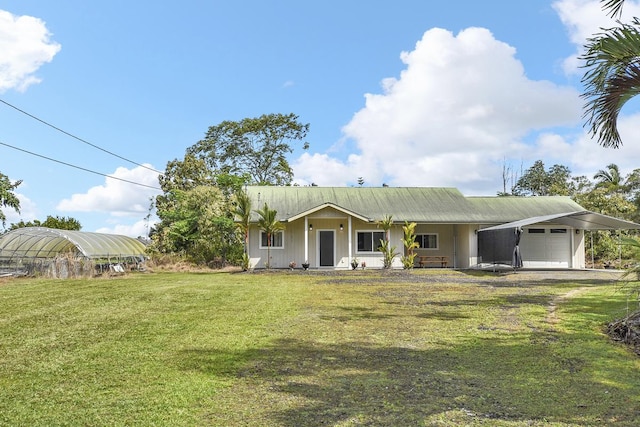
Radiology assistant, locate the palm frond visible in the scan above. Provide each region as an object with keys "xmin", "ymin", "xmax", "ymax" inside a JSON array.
[
  {"xmin": 601, "ymin": 0, "xmax": 626, "ymax": 19},
  {"xmin": 581, "ymin": 18, "xmax": 640, "ymax": 148}
]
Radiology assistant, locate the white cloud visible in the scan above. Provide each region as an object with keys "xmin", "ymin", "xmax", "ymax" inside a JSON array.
[
  {"xmin": 293, "ymin": 152, "xmax": 370, "ymax": 186},
  {"xmin": 3, "ymin": 192, "xmax": 37, "ymax": 226},
  {"xmin": 294, "ymin": 27, "xmax": 581, "ymax": 195},
  {"xmin": 550, "ymin": 0, "xmax": 640, "ymax": 177},
  {"xmin": 0, "ymin": 9, "xmax": 61, "ymax": 92},
  {"xmin": 96, "ymin": 218, "xmax": 153, "ymax": 238},
  {"xmin": 553, "ymin": 0, "xmax": 640, "ymax": 74},
  {"xmin": 56, "ymin": 165, "xmax": 160, "ymax": 216},
  {"xmin": 564, "ymin": 112, "xmax": 640, "ymax": 178}
]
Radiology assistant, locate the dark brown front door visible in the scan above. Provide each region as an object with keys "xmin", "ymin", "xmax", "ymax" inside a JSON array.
[{"xmin": 319, "ymin": 231, "xmax": 334, "ymax": 267}]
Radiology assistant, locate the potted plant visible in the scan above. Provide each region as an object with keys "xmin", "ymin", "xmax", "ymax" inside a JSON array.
[
  {"xmin": 351, "ymin": 258, "xmax": 359, "ymax": 270},
  {"xmin": 301, "ymin": 260, "xmax": 309, "ymax": 270},
  {"xmin": 289, "ymin": 261, "xmax": 297, "ymax": 270}
]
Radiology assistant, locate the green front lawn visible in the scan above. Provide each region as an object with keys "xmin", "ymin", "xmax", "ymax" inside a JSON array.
[{"xmin": 0, "ymin": 270, "xmax": 638, "ymax": 426}]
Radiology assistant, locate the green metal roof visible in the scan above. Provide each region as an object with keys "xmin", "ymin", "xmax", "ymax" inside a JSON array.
[
  {"xmin": 245, "ymin": 186, "xmax": 588, "ymax": 224},
  {"xmin": 465, "ymin": 196, "xmax": 586, "ymax": 223},
  {"xmin": 0, "ymin": 227, "xmax": 147, "ymax": 261}
]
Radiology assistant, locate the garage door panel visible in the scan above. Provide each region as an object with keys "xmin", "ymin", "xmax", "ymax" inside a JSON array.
[{"xmin": 520, "ymin": 227, "xmax": 570, "ymax": 268}]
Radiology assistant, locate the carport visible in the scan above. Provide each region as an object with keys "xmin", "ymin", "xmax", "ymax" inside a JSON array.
[{"xmin": 477, "ymin": 211, "xmax": 640, "ymax": 269}]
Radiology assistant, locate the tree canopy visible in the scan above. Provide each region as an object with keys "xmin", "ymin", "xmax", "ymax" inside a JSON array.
[
  {"xmin": 186, "ymin": 113, "xmax": 309, "ymax": 186},
  {"xmin": 150, "ymin": 185, "xmax": 240, "ymax": 265},
  {"xmin": 153, "ymin": 113, "xmax": 309, "ymax": 265},
  {"xmin": 594, "ymin": 163, "xmax": 624, "ymax": 193},
  {"xmin": 9, "ymin": 215, "xmax": 82, "ymax": 231},
  {"xmin": 511, "ymin": 160, "xmax": 573, "ymax": 196}
]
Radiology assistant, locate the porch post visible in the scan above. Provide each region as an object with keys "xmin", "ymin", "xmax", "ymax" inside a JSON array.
[
  {"xmin": 348, "ymin": 216, "xmax": 352, "ymax": 265},
  {"xmin": 304, "ymin": 216, "xmax": 309, "ymax": 264}
]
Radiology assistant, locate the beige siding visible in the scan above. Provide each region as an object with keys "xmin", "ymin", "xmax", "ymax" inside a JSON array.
[
  {"xmin": 249, "ymin": 207, "xmax": 409, "ymax": 269},
  {"xmin": 413, "ymin": 224, "xmax": 454, "ymax": 267},
  {"xmin": 454, "ymin": 224, "xmax": 478, "ymax": 269}
]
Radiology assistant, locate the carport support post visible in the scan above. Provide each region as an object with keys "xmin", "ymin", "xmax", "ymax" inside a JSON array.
[
  {"xmin": 618, "ymin": 229, "xmax": 622, "ymax": 264},
  {"xmin": 590, "ymin": 231, "xmax": 594, "ymax": 268}
]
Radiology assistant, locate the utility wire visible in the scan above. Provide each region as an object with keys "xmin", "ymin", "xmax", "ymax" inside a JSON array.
[
  {"xmin": 0, "ymin": 140, "xmax": 162, "ymax": 190},
  {"xmin": 0, "ymin": 98, "xmax": 164, "ymax": 175}
]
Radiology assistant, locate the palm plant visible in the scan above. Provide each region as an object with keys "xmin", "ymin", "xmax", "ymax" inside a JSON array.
[
  {"xmin": 581, "ymin": 0, "xmax": 640, "ymax": 148},
  {"xmin": 594, "ymin": 163, "xmax": 624, "ymax": 193},
  {"xmin": 376, "ymin": 214, "xmax": 397, "ymax": 269},
  {"xmin": 234, "ymin": 190, "xmax": 252, "ymax": 270},
  {"xmin": 401, "ymin": 221, "xmax": 420, "ymax": 269},
  {"xmin": 255, "ymin": 202, "xmax": 284, "ymax": 269}
]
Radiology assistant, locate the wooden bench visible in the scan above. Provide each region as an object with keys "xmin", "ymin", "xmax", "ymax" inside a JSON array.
[{"xmin": 417, "ymin": 255, "xmax": 449, "ymax": 268}]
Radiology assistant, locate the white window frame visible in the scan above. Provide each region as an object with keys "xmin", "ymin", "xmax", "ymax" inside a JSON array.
[
  {"xmin": 356, "ymin": 230, "xmax": 385, "ymax": 253},
  {"xmin": 259, "ymin": 230, "xmax": 285, "ymax": 249},
  {"xmin": 415, "ymin": 233, "xmax": 439, "ymax": 250},
  {"xmin": 528, "ymin": 228, "xmax": 546, "ymax": 234}
]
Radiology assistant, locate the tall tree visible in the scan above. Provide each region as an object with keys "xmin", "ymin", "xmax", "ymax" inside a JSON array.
[
  {"xmin": 255, "ymin": 203, "xmax": 284, "ymax": 269},
  {"xmin": 498, "ymin": 159, "xmax": 520, "ymax": 196},
  {"xmin": 150, "ymin": 186, "xmax": 241, "ymax": 265},
  {"xmin": 187, "ymin": 113, "xmax": 309, "ymax": 186},
  {"xmin": 591, "ymin": 164, "xmax": 640, "ymax": 222},
  {"xmin": 158, "ymin": 154, "xmax": 214, "ymax": 193},
  {"xmin": 624, "ymin": 168, "xmax": 640, "ymax": 222},
  {"xmin": 581, "ymin": 0, "xmax": 640, "ymax": 148},
  {"xmin": 153, "ymin": 113, "xmax": 307, "ymax": 263},
  {"xmin": 512, "ymin": 160, "xmax": 573, "ymax": 196},
  {"xmin": 0, "ymin": 173, "xmax": 21, "ymax": 228},
  {"xmin": 594, "ymin": 163, "xmax": 624, "ymax": 193}
]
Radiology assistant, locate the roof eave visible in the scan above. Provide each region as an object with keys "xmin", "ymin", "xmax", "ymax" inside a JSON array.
[{"xmin": 285, "ymin": 202, "xmax": 372, "ymax": 222}]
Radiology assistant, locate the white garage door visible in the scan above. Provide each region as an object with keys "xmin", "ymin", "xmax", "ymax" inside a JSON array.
[{"xmin": 519, "ymin": 227, "xmax": 571, "ymax": 268}]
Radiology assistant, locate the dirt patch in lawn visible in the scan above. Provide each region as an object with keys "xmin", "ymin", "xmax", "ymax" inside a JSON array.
[
  {"xmin": 307, "ymin": 268, "xmax": 625, "ymax": 287},
  {"xmin": 546, "ymin": 286, "xmax": 594, "ymax": 326}
]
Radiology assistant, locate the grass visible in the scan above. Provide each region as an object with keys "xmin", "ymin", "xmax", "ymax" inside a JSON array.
[{"xmin": 0, "ymin": 270, "xmax": 639, "ymax": 426}]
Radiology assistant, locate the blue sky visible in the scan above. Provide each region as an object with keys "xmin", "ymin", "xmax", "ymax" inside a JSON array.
[{"xmin": 2, "ymin": 0, "xmax": 640, "ymax": 237}]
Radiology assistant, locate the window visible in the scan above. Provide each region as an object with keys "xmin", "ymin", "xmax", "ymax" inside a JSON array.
[
  {"xmin": 415, "ymin": 233, "xmax": 438, "ymax": 249},
  {"xmin": 528, "ymin": 228, "xmax": 545, "ymax": 234},
  {"xmin": 260, "ymin": 231, "xmax": 284, "ymax": 249},
  {"xmin": 550, "ymin": 228, "xmax": 567, "ymax": 233},
  {"xmin": 357, "ymin": 231, "xmax": 385, "ymax": 252}
]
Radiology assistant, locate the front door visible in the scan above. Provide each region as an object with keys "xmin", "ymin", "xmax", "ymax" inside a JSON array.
[{"xmin": 319, "ymin": 230, "xmax": 335, "ymax": 267}]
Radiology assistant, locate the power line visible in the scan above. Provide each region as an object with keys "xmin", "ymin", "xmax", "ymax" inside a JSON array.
[
  {"xmin": 0, "ymin": 98, "xmax": 164, "ymax": 175},
  {"xmin": 0, "ymin": 140, "xmax": 162, "ymax": 190}
]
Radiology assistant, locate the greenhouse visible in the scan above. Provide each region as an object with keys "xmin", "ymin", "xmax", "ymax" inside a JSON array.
[{"xmin": 0, "ymin": 227, "xmax": 147, "ymax": 278}]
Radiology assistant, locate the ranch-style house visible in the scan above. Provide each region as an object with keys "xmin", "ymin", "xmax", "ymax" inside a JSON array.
[{"xmin": 243, "ymin": 186, "xmax": 639, "ymax": 270}]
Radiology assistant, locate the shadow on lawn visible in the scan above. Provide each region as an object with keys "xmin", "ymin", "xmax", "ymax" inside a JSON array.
[
  {"xmin": 319, "ymin": 305, "xmax": 397, "ymax": 322},
  {"xmin": 181, "ymin": 334, "xmax": 640, "ymax": 426}
]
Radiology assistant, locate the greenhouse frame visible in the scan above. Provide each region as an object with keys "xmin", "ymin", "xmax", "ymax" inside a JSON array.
[{"xmin": 0, "ymin": 227, "xmax": 147, "ymax": 278}]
